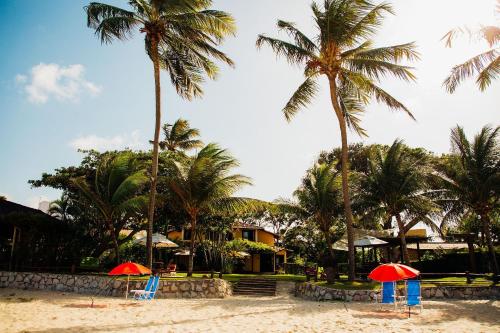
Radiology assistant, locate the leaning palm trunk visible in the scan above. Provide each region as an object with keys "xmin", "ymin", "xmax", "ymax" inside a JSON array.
[
  {"xmin": 146, "ymin": 37, "xmax": 162, "ymax": 269},
  {"xmin": 329, "ymin": 79, "xmax": 356, "ymax": 280},
  {"xmin": 395, "ymin": 213, "xmax": 409, "ymax": 264},
  {"xmin": 482, "ymin": 214, "xmax": 499, "ymax": 275}
]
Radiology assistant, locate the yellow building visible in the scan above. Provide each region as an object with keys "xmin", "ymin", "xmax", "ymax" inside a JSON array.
[{"xmin": 167, "ymin": 223, "xmax": 287, "ymax": 273}]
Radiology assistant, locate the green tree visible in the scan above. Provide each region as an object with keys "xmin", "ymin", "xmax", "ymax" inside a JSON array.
[
  {"xmin": 158, "ymin": 118, "xmax": 203, "ymax": 152},
  {"xmin": 164, "ymin": 143, "xmax": 253, "ymax": 276},
  {"xmin": 71, "ymin": 152, "xmax": 149, "ymax": 263},
  {"xmin": 256, "ymin": 0, "xmax": 418, "ymax": 280},
  {"xmin": 436, "ymin": 125, "xmax": 499, "ymax": 274},
  {"xmin": 294, "ymin": 162, "xmax": 345, "ymax": 281},
  {"xmin": 359, "ymin": 140, "xmax": 439, "ymax": 264},
  {"xmin": 85, "ymin": 0, "xmax": 236, "ymax": 268},
  {"xmin": 442, "ymin": 2, "xmax": 499, "ymax": 92}
]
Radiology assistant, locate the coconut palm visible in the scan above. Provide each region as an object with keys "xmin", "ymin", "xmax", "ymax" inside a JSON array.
[
  {"xmin": 48, "ymin": 194, "xmax": 74, "ymax": 223},
  {"xmin": 436, "ymin": 125, "xmax": 499, "ymax": 275},
  {"xmin": 164, "ymin": 143, "xmax": 253, "ymax": 276},
  {"xmin": 71, "ymin": 152, "xmax": 149, "ymax": 263},
  {"xmin": 158, "ymin": 118, "xmax": 203, "ymax": 152},
  {"xmin": 256, "ymin": 0, "xmax": 418, "ymax": 279},
  {"xmin": 442, "ymin": 2, "xmax": 499, "ymax": 92},
  {"xmin": 359, "ymin": 140, "xmax": 439, "ymax": 264},
  {"xmin": 294, "ymin": 162, "xmax": 345, "ymax": 281},
  {"xmin": 85, "ymin": 0, "xmax": 236, "ymax": 268}
]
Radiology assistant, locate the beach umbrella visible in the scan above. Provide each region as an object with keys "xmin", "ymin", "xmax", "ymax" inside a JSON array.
[
  {"xmin": 368, "ymin": 263, "xmax": 419, "ymax": 282},
  {"xmin": 108, "ymin": 262, "xmax": 151, "ymax": 298},
  {"xmin": 134, "ymin": 233, "xmax": 179, "ymax": 248}
]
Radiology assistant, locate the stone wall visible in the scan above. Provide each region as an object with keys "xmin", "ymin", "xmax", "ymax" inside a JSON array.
[
  {"xmin": 295, "ymin": 282, "xmax": 500, "ymax": 302},
  {"xmin": 0, "ymin": 271, "xmax": 231, "ymax": 298}
]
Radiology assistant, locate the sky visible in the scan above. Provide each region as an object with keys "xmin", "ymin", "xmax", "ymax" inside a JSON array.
[{"xmin": 0, "ymin": 0, "xmax": 498, "ymax": 209}]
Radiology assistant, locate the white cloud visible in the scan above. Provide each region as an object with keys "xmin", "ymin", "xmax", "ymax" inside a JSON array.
[
  {"xmin": 69, "ymin": 130, "xmax": 144, "ymax": 151},
  {"xmin": 16, "ymin": 63, "xmax": 102, "ymax": 104}
]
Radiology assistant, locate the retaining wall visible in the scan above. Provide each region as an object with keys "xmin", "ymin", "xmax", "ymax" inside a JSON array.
[
  {"xmin": 0, "ymin": 271, "xmax": 231, "ymax": 298},
  {"xmin": 295, "ymin": 282, "xmax": 500, "ymax": 302}
]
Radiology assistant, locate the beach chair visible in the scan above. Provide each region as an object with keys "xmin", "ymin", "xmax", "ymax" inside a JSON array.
[
  {"xmin": 401, "ymin": 280, "xmax": 423, "ymax": 313},
  {"xmin": 375, "ymin": 281, "xmax": 398, "ymax": 310},
  {"xmin": 130, "ymin": 275, "xmax": 160, "ymax": 300}
]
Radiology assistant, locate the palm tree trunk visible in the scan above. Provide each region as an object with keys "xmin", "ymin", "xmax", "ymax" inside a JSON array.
[
  {"xmin": 395, "ymin": 213, "xmax": 409, "ymax": 264},
  {"xmin": 482, "ymin": 213, "xmax": 499, "ymax": 275},
  {"xmin": 187, "ymin": 217, "xmax": 197, "ymax": 277},
  {"xmin": 146, "ymin": 35, "xmax": 162, "ymax": 269},
  {"xmin": 106, "ymin": 219, "xmax": 120, "ymax": 264},
  {"xmin": 328, "ymin": 78, "xmax": 355, "ymax": 281},
  {"xmin": 323, "ymin": 230, "xmax": 337, "ymax": 283}
]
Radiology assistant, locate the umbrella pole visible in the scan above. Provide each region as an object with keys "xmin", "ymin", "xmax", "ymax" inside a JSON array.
[{"xmin": 125, "ymin": 275, "xmax": 129, "ymax": 299}]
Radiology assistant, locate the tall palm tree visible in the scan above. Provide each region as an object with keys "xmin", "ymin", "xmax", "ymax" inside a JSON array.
[
  {"xmin": 442, "ymin": 1, "xmax": 499, "ymax": 92},
  {"xmin": 359, "ymin": 140, "xmax": 439, "ymax": 264},
  {"xmin": 71, "ymin": 152, "xmax": 149, "ymax": 263},
  {"xmin": 436, "ymin": 125, "xmax": 499, "ymax": 275},
  {"xmin": 158, "ymin": 118, "xmax": 203, "ymax": 152},
  {"xmin": 164, "ymin": 143, "xmax": 253, "ymax": 276},
  {"xmin": 256, "ymin": 0, "xmax": 418, "ymax": 279},
  {"xmin": 86, "ymin": 0, "xmax": 236, "ymax": 268},
  {"xmin": 294, "ymin": 162, "xmax": 344, "ymax": 282}
]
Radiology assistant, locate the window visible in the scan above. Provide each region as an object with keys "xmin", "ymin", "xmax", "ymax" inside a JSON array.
[{"xmin": 242, "ymin": 229, "xmax": 255, "ymax": 241}]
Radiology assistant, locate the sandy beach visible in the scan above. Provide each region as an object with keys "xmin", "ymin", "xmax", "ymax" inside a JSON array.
[{"xmin": 1, "ymin": 288, "xmax": 499, "ymax": 333}]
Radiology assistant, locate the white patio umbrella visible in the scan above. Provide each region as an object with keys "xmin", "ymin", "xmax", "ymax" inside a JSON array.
[
  {"xmin": 134, "ymin": 233, "xmax": 179, "ymax": 248},
  {"xmin": 354, "ymin": 236, "xmax": 388, "ymax": 247}
]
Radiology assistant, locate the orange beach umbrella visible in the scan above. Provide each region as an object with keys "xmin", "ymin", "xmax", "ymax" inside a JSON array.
[
  {"xmin": 368, "ymin": 263, "xmax": 419, "ymax": 282},
  {"xmin": 109, "ymin": 262, "xmax": 151, "ymax": 298}
]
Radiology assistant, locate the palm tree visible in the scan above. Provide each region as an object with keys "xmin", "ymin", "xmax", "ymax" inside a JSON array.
[
  {"xmin": 442, "ymin": 1, "xmax": 499, "ymax": 92},
  {"xmin": 294, "ymin": 162, "xmax": 344, "ymax": 282},
  {"xmin": 86, "ymin": 0, "xmax": 236, "ymax": 268},
  {"xmin": 158, "ymin": 118, "xmax": 203, "ymax": 152},
  {"xmin": 436, "ymin": 125, "xmax": 499, "ymax": 275},
  {"xmin": 359, "ymin": 140, "xmax": 439, "ymax": 264},
  {"xmin": 49, "ymin": 194, "xmax": 73, "ymax": 223},
  {"xmin": 71, "ymin": 152, "xmax": 149, "ymax": 263},
  {"xmin": 256, "ymin": 0, "xmax": 418, "ymax": 279},
  {"xmin": 164, "ymin": 143, "xmax": 253, "ymax": 276}
]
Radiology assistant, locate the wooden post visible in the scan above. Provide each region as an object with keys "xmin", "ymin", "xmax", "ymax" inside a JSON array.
[
  {"xmin": 362, "ymin": 247, "xmax": 365, "ymax": 265},
  {"xmin": 416, "ymin": 241, "xmax": 421, "ymax": 263},
  {"xmin": 466, "ymin": 271, "xmax": 471, "ymax": 284}
]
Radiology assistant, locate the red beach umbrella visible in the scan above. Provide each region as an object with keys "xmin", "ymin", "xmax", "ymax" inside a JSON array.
[
  {"xmin": 109, "ymin": 262, "xmax": 152, "ymax": 298},
  {"xmin": 368, "ymin": 263, "xmax": 420, "ymax": 282}
]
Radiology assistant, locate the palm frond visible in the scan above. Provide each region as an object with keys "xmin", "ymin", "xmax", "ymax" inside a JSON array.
[
  {"xmin": 282, "ymin": 77, "xmax": 319, "ymax": 122},
  {"xmin": 277, "ymin": 20, "xmax": 318, "ymax": 53},
  {"xmin": 443, "ymin": 48, "xmax": 499, "ymax": 93},
  {"xmin": 85, "ymin": 3, "xmax": 138, "ymax": 44},
  {"xmin": 256, "ymin": 35, "xmax": 313, "ymax": 65}
]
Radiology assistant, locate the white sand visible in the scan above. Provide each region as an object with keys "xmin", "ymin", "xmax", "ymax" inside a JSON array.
[{"xmin": 1, "ymin": 288, "xmax": 499, "ymax": 333}]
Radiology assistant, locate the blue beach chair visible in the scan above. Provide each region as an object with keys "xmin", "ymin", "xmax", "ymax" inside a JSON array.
[
  {"xmin": 375, "ymin": 281, "xmax": 398, "ymax": 310},
  {"xmin": 130, "ymin": 275, "xmax": 160, "ymax": 300},
  {"xmin": 403, "ymin": 280, "xmax": 423, "ymax": 313}
]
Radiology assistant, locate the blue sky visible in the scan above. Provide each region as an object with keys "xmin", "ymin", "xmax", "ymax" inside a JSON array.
[{"xmin": 0, "ymin": 0, "xmax": 498, "ymax": 208}]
